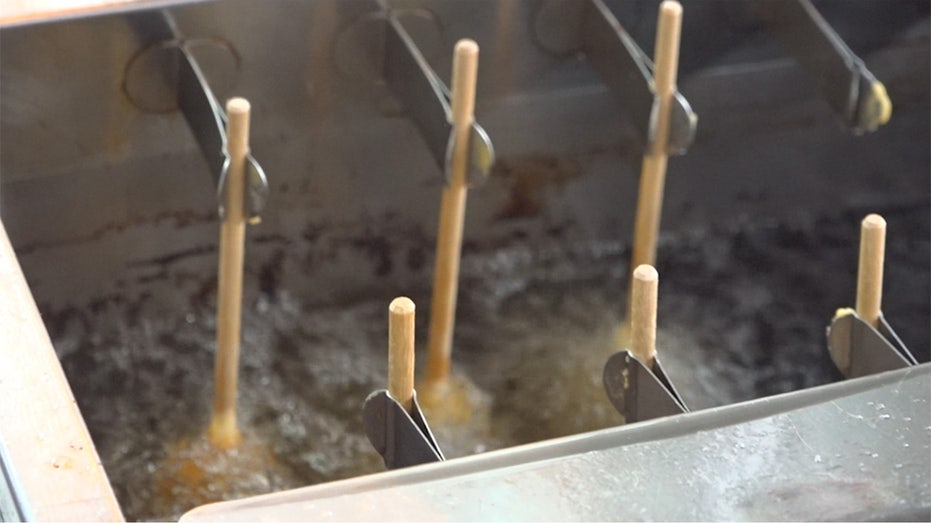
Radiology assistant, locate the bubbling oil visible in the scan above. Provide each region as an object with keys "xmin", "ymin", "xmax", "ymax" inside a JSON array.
[{"xmin": 48, "ymin": 208, "xmax": 928, "ymax": 521}]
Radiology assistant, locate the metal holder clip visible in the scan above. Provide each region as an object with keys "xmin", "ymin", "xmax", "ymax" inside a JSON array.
[
  {"xmin": 177, "ymin": 45, "xmax": 269, "ymax": 223},
  {"xmin": 126, "ymin": 10, "xmax": 269, "ymax": 222},
  {"xmin": 747, "ymin": 0, "xmax": 892, "ymax": 134},
  {"xmin": 384, "ymin": 13, "xmax": 495, "ymax": 187},
  {"xmin": 603, "ymin": 350, "xmax": 688, "ymax": 424},
  {"xmin": 826, "ymin": 310, "xmax": 917, "ymax": 379},
  {"xmin": 363, "ymin": 389, "xmax": 445, "ymax": 470},
  {"xmin": 534, "ymin": 0, "xmax": 697, "ymax": 155}
]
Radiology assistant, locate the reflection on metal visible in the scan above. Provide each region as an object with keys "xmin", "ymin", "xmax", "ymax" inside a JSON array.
[
  {"xmin": 603, "ymin": 350, "xmax": 687, "ymax": 423},
  {"xmin": 183, "ymin": 364, "xmax": 931, "ymax": 522},
  {"xmin": 826, "ymin": 309, "xmax": 917, "ymax": 379},
  {"xmin": 533, "ymin": 0, "xmax": 697, "ymax": 155},
  {"xmin": 384, "ymin": 11, "xmax": 495, "ymax": 187},
  {"xmin": 362, "ymin": 390, "xmax": 444, "ymax": 470},
  {"xmin": 0, "ymin": 457, "xmax": 23, "ymax": 523},
  {"xmin": 125, "ymin": 10, "xmax": 269, "ymax": 222},
  {"xmin": 748, "ymin": 0, "xmax": 892, "ymax": 134}
]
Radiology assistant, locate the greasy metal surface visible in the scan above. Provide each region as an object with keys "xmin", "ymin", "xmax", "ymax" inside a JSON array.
[
  {"xmin": 534, "ymin": 0, "xmax": 697, "ymax": 154},
  {"xmin": 363, "ymin": 390, "xmax": 444, "ymax": 470},
  {"xmin": 827, "ymin": 311, "xmax": 918, "ymax": 379},
  {"xmin": 1, "ymin": 0, "xmax": 927, "ymax": 309},
  {"xmin": 183, "ymin": 364, "xmax": 931, "ymax": 521},
  {"xmin": 603, "ymin": 350, "xmax": 687, "ymax": 423}
]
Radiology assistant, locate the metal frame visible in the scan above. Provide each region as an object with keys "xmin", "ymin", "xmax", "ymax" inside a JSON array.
[{"xmin": 182, "ymin": 364, "xmax": 931, "ymax": 521}]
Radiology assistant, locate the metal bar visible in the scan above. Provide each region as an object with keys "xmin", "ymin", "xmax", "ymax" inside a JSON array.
[{"xmin": 183, "ymin": 364, "xmax": 931, "ymax": 521}]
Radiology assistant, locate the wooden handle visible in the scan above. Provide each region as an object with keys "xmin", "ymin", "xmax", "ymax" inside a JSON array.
[
  {"xmin": 625, "ymin": 1, "xmax": 682, "ymax": 336},
  {"xmin": 224, "ymin": 97, "xmax": 251, "ymax": 222},
  {"xmin": 630, "ymin": 155, "xmax": 668, "ymax": 270},
  {"xmin": 652, "ymin": 1, "xmax": 683, "ymax": 115},
  {"xmin": 856, "ymin": 213, "xmax": 886, "ymax": 328},
  {"xmin": 450, "ymin": 39, "xmax": 479, "ymax": 185},
  {"xmin": 630, "ymin": 0, "xmax": 682, "ymax": 272},
  {"xmin": 388, "ymin": 297, "xmax": 416, "ymax": 413},
  {"xmin": 425, "ymin": 40, "xmax": 480, "ymax": 384},
  {"xmin": 630, "ymin": 264, "xmax": 659, "ymax": 368},
  {"xmin": 209, "ymin": 97, "xmax": 251, "ymax": 449}
]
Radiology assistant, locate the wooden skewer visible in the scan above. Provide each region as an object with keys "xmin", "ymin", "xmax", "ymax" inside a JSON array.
[
  {"xmin": 388, "ymin": 297, "xmax": 417, "ymax": 413},
  {"xmin": 630, "ymin": 264, "xmax": 659, "ymax": 368},
  {"xmin": 425, "ymin": 40, "xmax": 480, "ymax": 385},
  {"xmin": 208, "ymin": 97, "xmax": 251, "ymax": 449},
  {"xmin": 625, "ymin": 1, "xmax": 682, "ymax": 337},
  {"xmin": 856, "ymin": 213, "xmax": 886, "ymax": 328}
]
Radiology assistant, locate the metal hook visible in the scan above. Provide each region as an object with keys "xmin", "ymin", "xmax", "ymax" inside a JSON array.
[
  {"xmin": 383, "ymin": 11, "xmax": 495, "ymax": 187},
  {"xmin": 177, "ymin": 43, "xmax": 269, "ymax": 223},
  {"xmin": 126, "ymin": 10, "xmax": 269, "ymax": 222},
  {"xmin": 533, "ymin": 0, "xmax": 698, "ymax": 155}
]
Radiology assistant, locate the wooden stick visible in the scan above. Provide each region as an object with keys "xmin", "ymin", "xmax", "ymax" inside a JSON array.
[
  {"xmin": 856, "ymin": 213, "xmax": 886, "ymax": 328},
  {"xmin": 425, "ymin": 40, "xmax": 480, "ymax": 384},
  {"xmin": 626, "ymin": 1, "xmax": 682, "ymax": 334},
  {"xmin": 208, "ymin": 97, "xmax": 251, "ymax": 449},
  {"xmin": 630, "ymin": 264, "xmax": 659, "ymax": 368},
  {"xmin": 629, "ymin": 0, "xmax": 682, "ymax": 269},
  {"xmin": 388, "ymin": 297, "xmax": 416, "ymax": 413}
]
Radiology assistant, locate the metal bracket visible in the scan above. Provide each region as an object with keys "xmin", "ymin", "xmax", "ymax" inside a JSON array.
[
  {"xmin": 603, "ymin": 350, "xmax": 688, "ymax": 424},
  {"xmin": 826, "ymin": 309, "xmax": 917, "ymax": 379},
  {"xmin": 125, "ymin": 10, "xmax": 269, "ymax": 222},
  {"xmin": 533, "ymin": 0, "xmax": 697, "ymax": 155},
  {"xmin": 177, "ymin": 44, "xmax": 269, "ymax": 223},
  {"xmin": 746, "ymin": 0, "xmax": 892, "ymax": 135},
  {"xmin": 363, "ymin": 389, "xmax": 445, "ymax": 470},
  {"xmin": 384, "ymin": 12, "xmax": 495, "ymax": 187}
]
